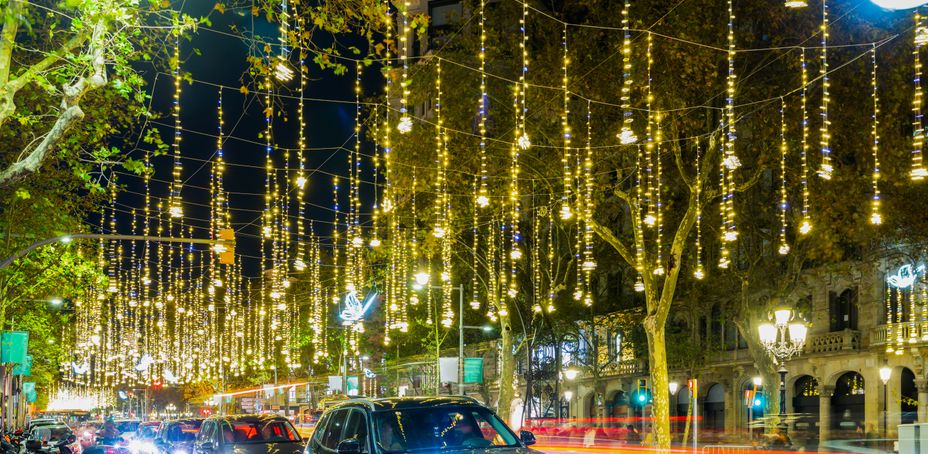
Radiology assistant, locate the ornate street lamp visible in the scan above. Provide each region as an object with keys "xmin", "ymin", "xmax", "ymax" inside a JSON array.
[
  {"xmin": 880, "ymin": 365, "xmax": 892, "ymax": 439},
  {"xmin": 758, "ymin": 307, "xmax": 808, "ymax": 423}
]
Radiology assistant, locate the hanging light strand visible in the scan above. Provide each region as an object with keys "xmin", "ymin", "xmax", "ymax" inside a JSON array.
[
  {"xmin": 693, "ymin": 139, "xmax": 705, "ymax": 280},
  {"xmin": 560, "ymin": 24, "xmax": 572, "ymax": 221},
  {"xmin": 476, "ymin": 0, "xmax": 490, "ymax": 208},
  {"xmin": 169, "ymin": 33, "xmax": 184, "ymax": 219},
  {"xmin": 913, "ymin": 11, "xmax": 927, "ymax": 180},
  {"xmin": 818, "ymin": 0, "xmax": 834, "ymax": 179},
  {"xmin": 778, "ymin": 97, "xmax": 791, "ymax": 255},
  {"xmin": 871, "ymin": 45, "xmax": 883, "ymax": 225},
  {"xmin": 397, "ymin": 0, "xmax": 412, "ymax": 133},
  {"xmin": 799, "ymin": 49, "xmax": 812, "ymax": 235},
  {"xmin": 516, "ymin": 0, "xmax": 530, "ymax": 151},
  {"xmin": 617, "ymin": 0, "xmax": 637, "ymax": 145}
]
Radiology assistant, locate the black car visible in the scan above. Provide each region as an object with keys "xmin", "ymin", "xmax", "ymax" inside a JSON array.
[
  {"xmin": 193, "ymin": 415, "xmax": 302, "ymax": 454},
  {"xmin": 154, "ymin": 419, "xmax": 203, "ymax": 454},
  {"xmin": 304, "ymin": 396, "xmax": 541, "ymax": 454},
  {"xmin": 25, "ymin": 424, "xmax": 80, "ymax": 454}
]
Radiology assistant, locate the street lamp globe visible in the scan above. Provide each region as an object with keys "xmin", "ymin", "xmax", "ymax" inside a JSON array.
[
  {"xmin": 414, "ymin": 272, "xmax": 431, "ymax": 287},
  {"xmin": 563, "ymin": 390, "xmax": 573, "ymax": 401},
  {"xmin": 788, "ymin": 323, "xmax": 808, "ymax": 344},
  {"xmin": 870, "ymin": 0, "xmax": 928, "ymax": 10},
  {"xmin": 752, "ymin": 376, "xmax": 763, "ymax": 387},
  {"xmin": 564, "ymin": 368, "xmax": 579, "ymax": 381},
  {"xmin": 758, "ymin": 323, "xmax": 777, "ymax": 345},
  {"xmin": 669, "ymin": 381, "xmax": 679, "ymax": 395},
  {"xmin": 774, "ymin": 308, "xmax": 792, "ymax": 325},
  {"xmin": 880, "ymin": 366, "xmax": 892, "ymax": 385}
]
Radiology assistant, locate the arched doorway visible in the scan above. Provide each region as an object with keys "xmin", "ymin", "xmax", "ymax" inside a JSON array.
[
  {"xmin": 832, "ymin": 372, "xmax": 865, "ymax": 433},
  {"xmin": 792, "ymin": 375, "xmax": 820, "ymax": 433},
  {"xmin": 704, "ymin": 384, "xmax": 725, "ymax": 431},
  {"xmin": 901, "ymin": 368, "xmax": 918, "ymax": 424}
]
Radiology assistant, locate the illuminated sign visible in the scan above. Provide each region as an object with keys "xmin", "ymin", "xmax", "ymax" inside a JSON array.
[
  {"xmin": 887, "ymin": 264, "xmax": 925, "ymax": 289},
  {"xmin": 339, "ymin": 290, "xmax": 377, "ymax": 323}
]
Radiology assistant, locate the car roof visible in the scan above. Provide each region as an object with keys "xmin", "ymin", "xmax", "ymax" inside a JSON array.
[
  {"xmin": 207, "ymin": 414, "xmax": 291, "ymax": 423},
  {"xmin": 329, "ymin": 396, "xmax": 484, "ymax": 412}
]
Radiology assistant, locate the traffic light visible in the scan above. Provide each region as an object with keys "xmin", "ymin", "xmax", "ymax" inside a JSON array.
[{"xmin": 218, "ymin": 229, "xmax": 235, "ymax": 265}]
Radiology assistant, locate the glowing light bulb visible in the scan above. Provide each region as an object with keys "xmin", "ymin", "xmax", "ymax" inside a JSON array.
[
  {"xmin": 799, "ymin": 220, "xmax": 812, "ymax": 235},
  {"xmin": 470, "ymin": 300, "xmax": 480, "ymax": 310},
  {"xmin": 294, "ymin": 259, "xmax": 306, "ymax": 271},
  {"xmin": 433, "ymin": 227, "xmax": 446, "ymax": 238},
  {"xmin": 722, "ymin": 155, "xmax": 742, "ymax": 170},
  {"xmin": 212, "ymin": 243, "xmax": 227, "ymax": 253},
  {"xmin": 817, "ymin": 164, "xmax": 834, "ymax": 180},
  {"xmin": 295, "ymin": 175, "xmax": 307, "ymax": 189},
  {"xmin": 510, "ymin": 249, "xmax": 523, "ymax": 260},
  {"xmin": 785, "ymin": 0, "xmax": 808, "ymax": 6},
  {"xmin": 643, "ymin": 214, "xmax": 657, "ymax": 226},
  {"xmin": 276, "ymin": 303, "xmax": 286, "ymax": 311},
  {"xmin": 517, "ymin": 133, "xmax": 531, "ymax": 150},
  {"xmin": 169, "ymin": 205, "xmax": 183, "ymax": 218},
  {"xmin": 262, "ymin": 226, "xmax": 272, "ymax": 238},
  {"xmin": 653, "ymin": 266, "xmax": 665, "ymax": 276},
  {"xmin": 582, "ymin": 260, "xmax": 597, "ymax": 271},
  {"xmin": 618, "ymin": 128, "xmax": 638, "ymax": 145},
  {"xmin": 778, "ymin": 244, "xmax": 791, "ymax": 255},
  {"xmin": 274, "ymin": 58, "xmax": 294, "ymax": 82},
  {"xmin": 723, "ymin": 230, "xmax": 739, "ymax": 242},
  {"xmin": 369, "ymin": 238, "xmax": 381, "ymax": 248},
  {"xmin": 352, "ymin": 236, "xmax": 363, "ymax": 247},
  {"xmin": 871, "ymin": 212, "xmax": 882, "ymax": 225},
  {"xmin": 142, "ymin": 276, "xmax": 151, "ymax": 286},
  {"xmin": 213, "ymin": 278, "xmax": 223, "ymax": 287},
  {"xmin": 912, "ymin": 167, "xmax": 928, "ymax": 180},
  {"xmin": 270, "ymin": 291, "xmax": 281, "ymax": 299},
  {"xmin": 476, "ymin": 195, "xmax": 489, "ymax": 208},
  {"xmin": 634, "ymin": 279, "xmax": 645, "ymax": 292},
  {"xmin": 397, "ymin": 116, "xmax": 413, "ymax": 133},
  {"xmin": 559, "ymin": 204, "xmax": 572, "ymax": 220},
  {"xmin": 694, "ymin": 268, "xmax": 705, "ymax": 280}
]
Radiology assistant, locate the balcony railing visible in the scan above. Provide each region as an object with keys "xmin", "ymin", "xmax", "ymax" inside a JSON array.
[
  {"xmin": 869, "ymin": 322, "xmax": 928, "ymax": 346},
  {"xmin": 601, "ymin": 359, "xmax": 645, "ymax": 377},
  {"xmin": 804, "ymin": 329, "xmax": 860, "ymax": 354}
]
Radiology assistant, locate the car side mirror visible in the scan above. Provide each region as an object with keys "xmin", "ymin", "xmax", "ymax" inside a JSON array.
[
  {"xmin": 336, "ymin": 438, "xmax": 361, "ymax": 454},
  {"xmin": 519, "ymin": 430, "xmax": 536, "ymax": 446}
]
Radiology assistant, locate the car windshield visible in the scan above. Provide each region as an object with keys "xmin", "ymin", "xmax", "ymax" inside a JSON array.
[
  {"xmin": 166, "ymin": 421, "xmax": 201, "ymax": 442},
  {"xmin": 373, "ymin": 406, "xmax": 519, "ymax": 453},
  {"xmin": 117, "ymin": 422, "xmax": 139, "ymax": 433},
  {"xmin": 33, "ymin": 426, "xmax": 72, "ymax": 442},
  {"xmin": 138, "ymin": 425, "xmax": 159, "ymax": 439},
  {"xmin": 218, "ymin": 420, "xmax": 300, "ymax": 444}
]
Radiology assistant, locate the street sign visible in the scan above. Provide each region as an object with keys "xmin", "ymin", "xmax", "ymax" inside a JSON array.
[
  {"xmin": 439, "ymin": 358, "xmax": 458, "ymax": 383},
  {"xmin": 23, "ymin": 382, "xmax": 36, "ymax": 403},
  {"xmin": 463, "ymin": 358, "xmax": 484, "ymax": 384},
  {"xmin": 12, "ymin": 354, "xmax": 31, "ymax": 376},
  {"xmin": 1, "ymin": 331, "xmax": 28, "ymax": 364}
]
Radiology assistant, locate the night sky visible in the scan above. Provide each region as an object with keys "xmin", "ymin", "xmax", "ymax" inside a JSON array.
[{"xmin": 117, "ymin": 2, "xmax": 376, "ymax": 277}]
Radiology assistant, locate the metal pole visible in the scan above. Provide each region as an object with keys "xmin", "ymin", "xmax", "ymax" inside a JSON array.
[
  {"xmin": 693, "ymin": 386, "xmax": 698, "ymax": 451},
  {"xmin": 884, "ymin": 382, "xmax": 888, "ymax": 441},
  {"xmin": 458, "ymin": 284, "xmax": 464, "ymax": 395},
  {"xmin": 342, "ymin": 328, "xmax": 348, "ymax": 395}
]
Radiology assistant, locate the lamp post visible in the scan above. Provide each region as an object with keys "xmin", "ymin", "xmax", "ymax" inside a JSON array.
[
  {"xmin": 758, "ymin": 307, "xmax": 808, "ymax": 431},
  {"xmin": 412, "ymin": 273, "xmax": 474, "ymax": 395},
  {"xmin": 564, "ymin": 390, "xmax": 574, "ymax": 419},
  {"xmin": 749, "ymin": 376, "xmax": 762, "ymax": 440},
  {"xmin": 669, "ymin": 382, "xmax": 679, "ymax": 435},
  {"xmin": 564, "ymin": 368, "xmax": 579, "ymax": 420},
  {"xmin": 880, "ymin": 365, "xmax": 892, "ymax": 441}
]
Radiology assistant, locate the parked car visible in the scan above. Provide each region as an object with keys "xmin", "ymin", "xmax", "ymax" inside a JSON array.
[
  {"xmin": 193, "ymin": 415, "xmax": 301, "ymax": 454},
  {"xmin": 26, "ymin": 424, "xmax": 81, "ymax": 454},
  {"xmin": 304, "ymin": 396, "xmax": 540, "ymax": 454},
  {"xmin": 154, "ymin": 419, "xmax": 202, "ymax": 454}
]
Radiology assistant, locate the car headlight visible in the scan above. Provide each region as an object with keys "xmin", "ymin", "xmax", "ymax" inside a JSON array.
[{"xmin": 172, "ymin": 449, "xmax": 188, "ymax": 454}]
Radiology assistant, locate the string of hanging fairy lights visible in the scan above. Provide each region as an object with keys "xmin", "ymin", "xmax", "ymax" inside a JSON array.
[
  {"xmin": 912, "ymin": 11, "xmax": 927, "ymax": 180},
  {"xmin": 63, "ymin": 0, "xmax": 928, "ymax": 396},
  {"xmin": 870, "ymin": 44, "xmax": 883, "ymax": 226},
  {"xmin": 818, "ymin": 0, "xmax": 834, "ymax": 180}
]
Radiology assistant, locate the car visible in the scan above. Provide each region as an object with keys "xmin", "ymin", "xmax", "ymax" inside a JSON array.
[
  {"xmin": 193, "ymin": 415, "xmax": 302, "ymax": 454},
  {"xmin": 154, "ymin": 419, "xmax": 202, "ymax": 454},
  {"xmin": 129, "ymin": 422, "xmax": 162, "ymax": 454},
  {"xmin": 304, "ymin": 396, "xmax": 541, "ymax": 454},
  {"xmin": 115, "ymin": 420, "xmax": 141, "ymax": 440},
  {"xmin": 26, "ymin": 423, "xmax": 81, "ymax": 454},
  {"xmin": 27, "ymin": 419, "xmax": 60, "ymax": 432}
]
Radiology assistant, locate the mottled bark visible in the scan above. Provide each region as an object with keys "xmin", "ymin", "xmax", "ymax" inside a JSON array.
[{"xmin": 496, "ymin": 307, "xmax": 515, "ymax": 422}]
